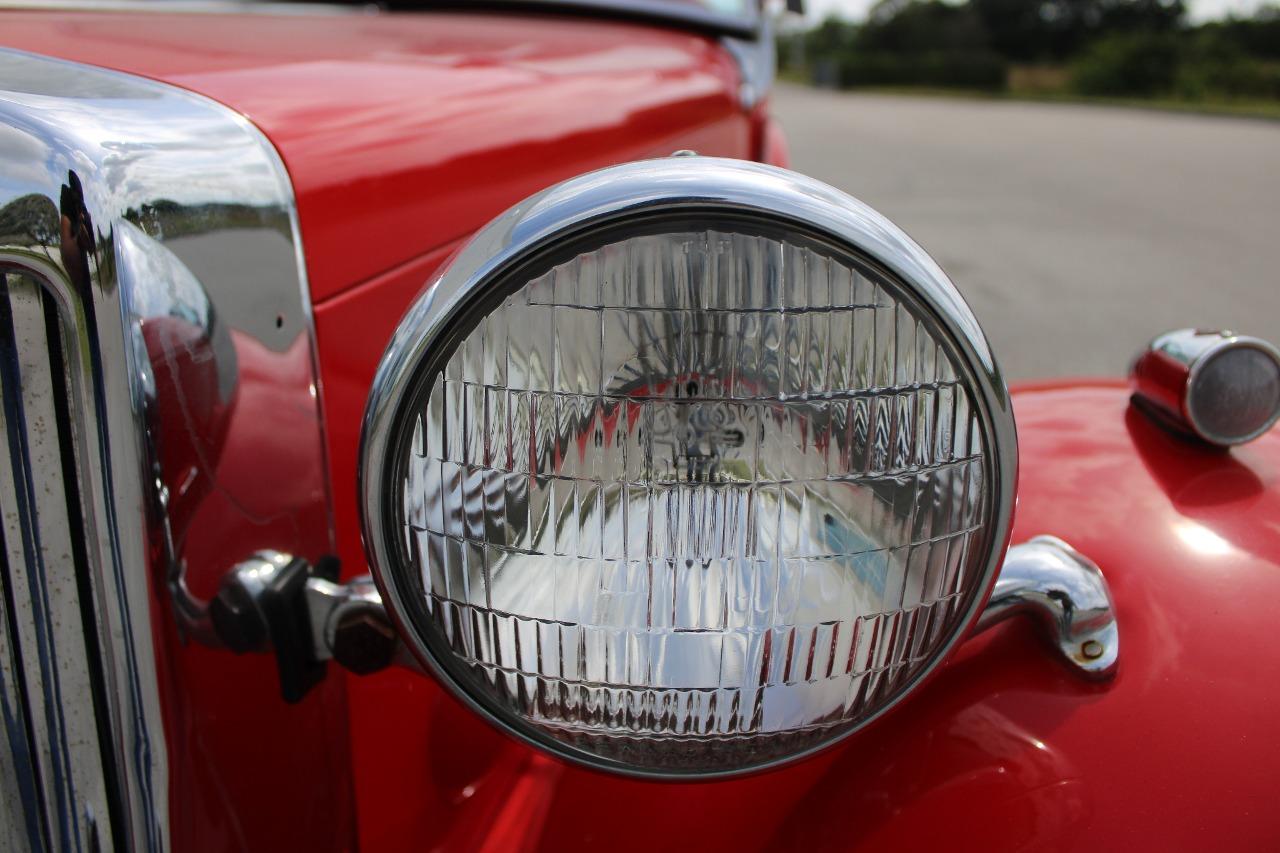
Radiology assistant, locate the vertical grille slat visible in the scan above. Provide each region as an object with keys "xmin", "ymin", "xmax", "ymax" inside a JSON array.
[
  {"xmin": 0, "ymin": 270, "xmax": 114, "ymax": 853},
  {"xmin": 0, "ymin": 439, "xmax": 47, "ymax": 853}
]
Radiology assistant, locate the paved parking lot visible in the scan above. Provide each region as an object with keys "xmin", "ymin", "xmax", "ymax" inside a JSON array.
[{"xmin": 772, "ymin": 83, "xmax": 1280, "ymax": 380}]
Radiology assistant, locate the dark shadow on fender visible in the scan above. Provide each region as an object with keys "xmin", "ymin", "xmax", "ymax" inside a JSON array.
[{"xmin": 1126, "ymin": 403, "xmax": 1279, "ymax": 561}]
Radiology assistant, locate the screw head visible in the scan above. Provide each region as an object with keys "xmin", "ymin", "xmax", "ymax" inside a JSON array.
[{"xmin": 331, "ymin": 607, "xmax": 397, "ymax": 675}]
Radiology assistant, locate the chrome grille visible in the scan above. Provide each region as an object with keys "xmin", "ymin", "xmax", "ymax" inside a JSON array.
[{"xmin": 0, "ymin": 269, "xmax": 115, "ymax": 852}]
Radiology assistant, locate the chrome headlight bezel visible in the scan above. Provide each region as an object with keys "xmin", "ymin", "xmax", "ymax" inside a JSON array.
[{"xmin": 360, "ymin": 157, "xmax": 1018, "ymax": 779}]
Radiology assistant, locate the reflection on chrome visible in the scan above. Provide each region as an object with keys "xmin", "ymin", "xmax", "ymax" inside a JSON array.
[
  {"xmin": 114, "ymin": 221, "xmax": 249, "ymax": 649},
  {"xmin": 116, "ymin": 221, "xmax": 239, "ymax": 615},
  {"xmin": 975, "ymin": 536, "xmax": 1119, "ymax": 679}
]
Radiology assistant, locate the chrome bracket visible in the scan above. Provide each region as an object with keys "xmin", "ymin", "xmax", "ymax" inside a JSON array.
[
  {"xmin": 974, "ymin": 536, "xmax": 1119, "ymax": 679},
  {"xmin": 175, "ymin": 551, "xmax": 403, "ymax": 702},
  {"xmin": 303, "ymin": 573, "xmax": 405, "ymax": 675},
  {"xmin": 188, "ymin": 538, "xmax": 1118, "ymax": 702}
]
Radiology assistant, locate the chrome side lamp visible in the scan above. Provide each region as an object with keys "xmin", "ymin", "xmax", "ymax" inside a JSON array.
[{"xmin": 1131, "ymin": 328, "xmax": 1280, "ymax": 447}]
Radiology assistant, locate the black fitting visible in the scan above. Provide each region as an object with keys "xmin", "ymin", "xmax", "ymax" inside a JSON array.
[{"xmin": 209, "ymin": 554, "xmax": 331, "ymax": 704}]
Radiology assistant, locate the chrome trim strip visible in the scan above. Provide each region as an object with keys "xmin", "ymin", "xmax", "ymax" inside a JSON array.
[
  {"xmin": 975, "ymin": 536, "xmax": 1119, "ymax": 679},
  {"xmin": 361, "ymin": 155, "xmax": 1018, "ymax": 780},
  {"xmin": 0, "ymin": 46, "xmax": 333, "ymax": 849},
  {"xmin": 0, "ymin": 523, "xmax": 46, "ymax": 851}
]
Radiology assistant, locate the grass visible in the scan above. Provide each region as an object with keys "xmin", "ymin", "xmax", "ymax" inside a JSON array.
[
  {"xmin": 779, "ymin": 68, "xmax": 1280, "ymax": 122},
  {"xmin": 1013, "ymin": 90, "xmax": 1280, "ymax": 120}
]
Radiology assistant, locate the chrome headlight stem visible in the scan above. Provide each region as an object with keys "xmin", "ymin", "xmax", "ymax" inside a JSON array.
[{"xmin": 973, "ymin": 536, "xmax": 1119, "ymax": 679}]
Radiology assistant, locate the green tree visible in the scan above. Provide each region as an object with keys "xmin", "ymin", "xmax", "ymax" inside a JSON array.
[
  {"xmin": 858, "ymin": 0, "xmax": 991, "ymax": 52},
  {"xmin": 971, "ymin": 0, "xmax": 1185, "ymax": 62}
]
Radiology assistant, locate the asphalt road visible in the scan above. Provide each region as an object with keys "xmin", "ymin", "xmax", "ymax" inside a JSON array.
[{"xmin": 771, "ymin": 83, "xmax": 1280, "ymax": 380}]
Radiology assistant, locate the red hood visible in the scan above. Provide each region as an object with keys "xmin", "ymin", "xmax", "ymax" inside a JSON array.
[{"xmin": 0, "ymin": 9, "xmax": 749, "ymax": 301}]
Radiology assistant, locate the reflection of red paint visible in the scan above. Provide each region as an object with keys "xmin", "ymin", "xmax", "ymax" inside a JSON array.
[
  {"xmin": 1130, "ymin": 347, "xmax": 1190, "ymax": 420},
  {"xmin": 140, "ymin": 314, "xmax": 234, "ymax": 547}
]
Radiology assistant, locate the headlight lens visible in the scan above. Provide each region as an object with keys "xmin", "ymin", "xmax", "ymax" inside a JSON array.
[{"xmin": 364, "ymin": 160, "xmax": 1015, "ymax": 778}]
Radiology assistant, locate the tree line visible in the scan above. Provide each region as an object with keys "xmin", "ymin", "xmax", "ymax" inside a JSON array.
[{"xmin": 781, "ymin": 1, "xmax": 1280, "ymax": 101}]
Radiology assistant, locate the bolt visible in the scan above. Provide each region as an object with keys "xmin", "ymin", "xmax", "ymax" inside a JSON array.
[
  {"xmin": 331, "ymin": 606, "xmax": 398, "ymax": 675},
  {"xmin": 1081, "ymin": 639, "xmax": 1105, "ymax": 660}
]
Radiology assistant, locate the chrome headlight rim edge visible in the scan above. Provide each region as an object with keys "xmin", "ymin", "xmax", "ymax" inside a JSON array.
[{"xmin": 359, "ymin": 157, "xmax": 1019, "ymax": 780}]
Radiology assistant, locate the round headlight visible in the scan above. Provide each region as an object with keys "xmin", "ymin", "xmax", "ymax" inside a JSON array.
[{"xmin": 362, "ymin": 158, "xmax": 1016, "ymax": 778}]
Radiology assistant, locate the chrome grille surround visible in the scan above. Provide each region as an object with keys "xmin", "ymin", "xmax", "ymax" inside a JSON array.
[
  {"xmin": 362, "ymin": 157, "xmax": 1018, "ymax": 779},
  {"xmin": 0, "ymin": 48, "xmax": 336, "ymax": 850}
]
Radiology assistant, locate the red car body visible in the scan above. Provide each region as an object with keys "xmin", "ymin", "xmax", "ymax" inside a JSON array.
[{"xmin": 3, "ymin": 8, "xmax": 1278, "ymax": 851}]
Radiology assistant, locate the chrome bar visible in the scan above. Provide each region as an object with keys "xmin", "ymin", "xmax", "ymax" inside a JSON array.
[
  {"xmin": 975, "ymin": 536, "xmax": 1119, "ymax": 679},
  {"xmin": 200, "ymin": 552, "xmax": 408, "ymax": 683},
  {"xmin": 198, "ymin": 538, "xmax": 1116, "ymax": 698}
]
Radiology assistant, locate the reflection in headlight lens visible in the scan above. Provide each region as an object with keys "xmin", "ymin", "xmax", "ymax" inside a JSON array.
[{"xmin": 394, "ymin": 224, "xmax": 991, "ymax": 773}]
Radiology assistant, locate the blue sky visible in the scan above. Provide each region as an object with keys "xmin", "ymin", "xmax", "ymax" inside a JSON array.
[{"xmin": 803, "ymin": 0, "xmax": 1271, "ymax": 24}]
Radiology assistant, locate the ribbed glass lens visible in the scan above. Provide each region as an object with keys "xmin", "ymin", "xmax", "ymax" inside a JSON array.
[{"xmin": 393, "ymin": 224, "xmax": 991, "ymax": 773}]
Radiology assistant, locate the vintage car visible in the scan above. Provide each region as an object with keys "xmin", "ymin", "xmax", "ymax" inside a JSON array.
[{"xmin": 2, "ymin": 2, "xmax": 1279, "ymax": 851}]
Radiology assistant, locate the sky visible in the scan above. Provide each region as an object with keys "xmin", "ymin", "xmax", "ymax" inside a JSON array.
[{"xmin": 802, "ymin": 0, "xmax": 1272, "ymax": 24}]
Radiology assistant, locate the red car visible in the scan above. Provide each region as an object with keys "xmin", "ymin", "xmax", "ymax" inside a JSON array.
[{"xmin": 2, "ymin": 3, "xmax": 1278, "ymax": 851}]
